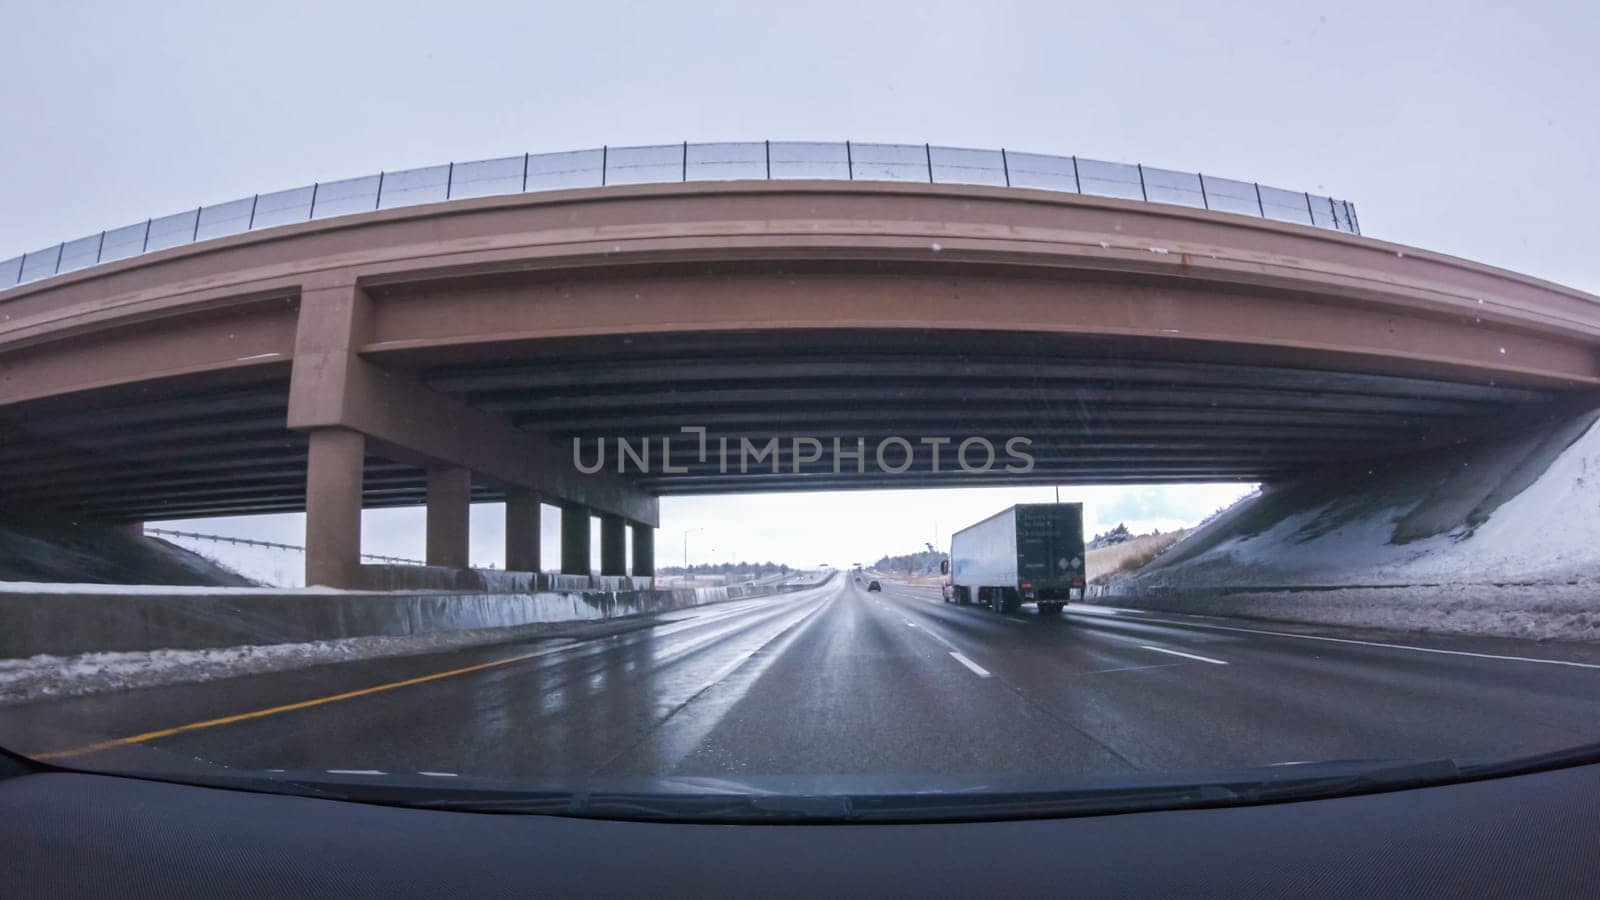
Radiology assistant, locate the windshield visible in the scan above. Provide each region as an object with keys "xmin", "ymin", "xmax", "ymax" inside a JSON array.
[{"xmin": 2, "ymin": 1, "xmax": 1598, "ymax": 822}]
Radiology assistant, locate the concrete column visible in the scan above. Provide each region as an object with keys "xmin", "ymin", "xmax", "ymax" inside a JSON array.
[
  {"xmin": 600, "ymin": 515, "xmax": 627, "ymax": 576},
  {"xmin": 425, "ymin": 464, "xmax": 471, "ymax": 568},
  {"xmin": 631, "ymin": 524, "xmax": 655, "ymax": 577},
  {"xmin": 560, "ymin": 505, "xmax": 591, "ymax": 575},
  {"xmin": 305, "ymin": 428, "xmax": 365, "ymax": 588},
  {"xmin": 505, "ymin": 488, "xmax": 542, "ymax": 573}
]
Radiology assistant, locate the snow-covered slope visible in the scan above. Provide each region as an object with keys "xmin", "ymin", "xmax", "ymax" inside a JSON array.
[{"xmin": 1137, "ymin": 410, "xmax": 1600, "ymax": 590}]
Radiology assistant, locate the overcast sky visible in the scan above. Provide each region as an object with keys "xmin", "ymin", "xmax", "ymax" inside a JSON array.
[{"xmin": 3, "ymin": 0, "xmax": 1594, "ymax": 581}]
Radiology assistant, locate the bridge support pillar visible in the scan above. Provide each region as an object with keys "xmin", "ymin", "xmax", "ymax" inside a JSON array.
[
  {"xmin": 631, "ymin": 524, "xmax": 654, "ymax": 578},
  {"xmin": 425, "ymin": 464, "xmax": 471, "ymax": 568},
  {"xmin": 560, "ymin": 505, "xmax": 591, "ymax": 575},
  {"xmin": 600, "ymin": 515, "xmax": 627, "ymax": 576},
  {"xmin": 305, "ymin": 428, "xmax": 365, "ymax": 588},
  {"xmin": 505, "ymin": 489, "xmax": 541, "ymax": 573}
]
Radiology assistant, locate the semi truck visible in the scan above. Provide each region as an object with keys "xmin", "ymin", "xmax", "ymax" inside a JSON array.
[{"xmin": 940, "ymin": 503, "xmax": 1086, "ymax": 615}]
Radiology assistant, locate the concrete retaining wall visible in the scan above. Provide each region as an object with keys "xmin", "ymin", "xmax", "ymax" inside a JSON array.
[
  {"xmin": 349, "ymin": 565, "xmax": 647, "ymax": 593},
  {"xmin": 0, "ymin": 576, "xmax": 831, "ymax": 659}
]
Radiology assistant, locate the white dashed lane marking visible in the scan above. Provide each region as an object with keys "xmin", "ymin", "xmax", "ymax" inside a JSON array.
[
  {"xmin": 1141, "ymin": 645, "xmax": 1229, "ymax": 666},
  {"xmin": 949, "ymin": 652, "xmax": 993, "ymax": 678}
]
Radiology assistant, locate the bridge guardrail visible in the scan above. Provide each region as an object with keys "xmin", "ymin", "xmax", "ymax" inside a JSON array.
[{"xmin": 1, "ymin": 141, "xmax": 1359, "ymax": 291}]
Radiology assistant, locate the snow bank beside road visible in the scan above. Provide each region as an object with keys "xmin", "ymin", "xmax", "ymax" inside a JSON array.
[
  {"xmin": 1110, "ymin": 411, "xmax": 1600, "ymax": 641},
  {"xmin": 0, "ymin": 581, "xmax": 354, "ymax": 596},
  {"xmin": 0, "ymin": 624, "xmax": 584, "ymax": 705},
  {"xmin": 1101, "ymin": 582, "xmax": 1600, "ymax": 643}
]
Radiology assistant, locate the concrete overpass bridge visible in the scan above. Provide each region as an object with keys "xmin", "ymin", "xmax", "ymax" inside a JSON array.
[{"xmin": 2, "ymin": 142, "xmax": 1597, "ymax": 587}]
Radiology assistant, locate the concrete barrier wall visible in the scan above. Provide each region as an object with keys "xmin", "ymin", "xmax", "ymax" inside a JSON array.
[
  {"xmin": 0, "ymin": 575, "xmax": 832, "ymax": 659},
  {"xmin": 350, "ymin": 565, "xmax": 647, "ymax": 593}
]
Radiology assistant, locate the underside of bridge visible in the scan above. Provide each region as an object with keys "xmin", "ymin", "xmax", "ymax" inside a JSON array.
[
  {"xmin": 3, "ymin": 181, "xmax": 1598, "ymax": 586},
  {"xmin": 0, "ymin": 324, "xmax": 1571, "ymax": 513}
]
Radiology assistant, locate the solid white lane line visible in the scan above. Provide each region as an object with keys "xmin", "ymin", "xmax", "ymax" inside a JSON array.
[
  {"xmin": 1141, "ymin": 645, "xmax": 1229, "ymax": 666},
  {"xmin": 418, "ymin": 771, "xmax": 459, "ymax": 777},
  {"xmin": 949, "ymin": 652, "xmax": 992, "ymax": 678},
  {"xmin": 1081, "ymin": 608, "xmax": 1600, "ymax": 670}
]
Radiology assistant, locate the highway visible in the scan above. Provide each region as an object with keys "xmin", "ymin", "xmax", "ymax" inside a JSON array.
[{"xmin": 6, "ymin": 574, "xmax": 1600, "ymax": 782}]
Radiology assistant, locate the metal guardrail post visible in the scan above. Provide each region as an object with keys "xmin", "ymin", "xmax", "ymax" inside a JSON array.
[
  {"xmin": 1254, "ymin": 182, "xmax": 1265, "ymax": 216},
  {"xmin": 1198, "ymin": 173, "xmax": 1210, "ymax": 210},
  {"xmin": 521, "ymin": 152, "xmax": 530, "ymax": 192},
  {"xmin": 374, "ymin": 171, "xmax": 385, "ymax": 210},
  {"xmin": 1137, "ymin": 163, "xmax": 1148, "ymax": 201},
  {"xmin": 308, "ymin": 183, "xmax": 320, "ymax": 219},
  {"xmin": 600, "ymin": 146, "xmax": 608, "ymax": 186},
  {"xmin": 1001, "ymin": 148, "xmax": 1011, "ymax": 187},
  {"xmin": 925, "ymin": 143, "xmax": 934, "ymax": 183},
  {"xmin": 246, "ymin": 194, "xmax": 259, "ymax": 230},
  {"xmin": 845, "ymin": 141, "xmax": 853, "ymax": 180},
  {"xmin": 445, "ymin": 162, "xmax": 454, "ymax": 200}
]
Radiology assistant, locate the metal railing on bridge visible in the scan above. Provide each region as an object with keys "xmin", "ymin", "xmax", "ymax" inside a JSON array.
[{"xmin": 1, "ymin": 141, "xmax": 1360, "ymax": 290}]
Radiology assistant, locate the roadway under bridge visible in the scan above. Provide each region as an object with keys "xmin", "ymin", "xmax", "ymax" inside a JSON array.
[{"xmin": 2, "ymin": 170, "xmax": 1598, "ymax": 587}]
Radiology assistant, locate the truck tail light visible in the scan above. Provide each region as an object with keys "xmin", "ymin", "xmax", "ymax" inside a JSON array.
[{"xmin": 1020, "ymin": 581, "xmax": 1032, "ymax": 589}]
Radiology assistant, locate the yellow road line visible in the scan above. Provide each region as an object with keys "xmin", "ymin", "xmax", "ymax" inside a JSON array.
[{"xmin": 33, "ymin": 641, "xmax": 579, "ymax": 762}]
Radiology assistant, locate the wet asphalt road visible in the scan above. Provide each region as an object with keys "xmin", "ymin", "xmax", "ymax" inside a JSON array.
[{"xmin": 5, "ymin": 574, "xmax": 1600, "ymax": 782}]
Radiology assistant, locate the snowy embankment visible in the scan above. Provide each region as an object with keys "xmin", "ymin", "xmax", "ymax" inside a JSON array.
[
  {"xmin": 0, "ymin": 623, "xmax": 586, "ymax": 705},
  {"xmin": 0, "ymin": 574, "xmax": 835, "ymax": 704},
  {"xmin": 1110, "ymin": 411, "xmax": 1600, "ymax": 641}
]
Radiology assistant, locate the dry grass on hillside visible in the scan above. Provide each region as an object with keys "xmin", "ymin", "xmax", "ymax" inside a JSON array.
[
  {"xmin": 1087, "ymin": 529, "xmax": 1190, "ymax": 584},
  {"xmin": 877, "ymin": 529, "xmax": 1192, "ymax": 587}
]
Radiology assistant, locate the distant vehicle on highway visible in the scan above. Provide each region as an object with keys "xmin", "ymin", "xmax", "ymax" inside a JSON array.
[
  {"xmin": 942, "ymin": 504, "xmax": 1085, "ymax": 615},
  {"xmin": 867, "ymin": 580, "xmax": 882, "ymax": 592}
]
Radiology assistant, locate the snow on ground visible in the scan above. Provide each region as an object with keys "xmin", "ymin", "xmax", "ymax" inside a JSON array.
[
  {"xmin": 154, "ymin": 534, "xmax": 307, "ymax": 587},
  {"xmin": 1139, "ymin": 415, "xmax": 1600, "ymax": 590},
  {"xmin": 0, "ymin": 581, "xmax": 357, "ymax": 595},
  {"xmin": 1107, "ymin": 415, "xmax": 1600, "ymax": 641},
  {"xmin": 0, "ymin": 624, "xmax": 580, "ymax": 706},
  {"xmin": 1407, "ymin": 421, "xmax": 1600, "ymax": 581}
]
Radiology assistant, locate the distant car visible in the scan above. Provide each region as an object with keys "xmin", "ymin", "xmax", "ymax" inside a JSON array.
[{"xmin": 867, "ymin": 580, "xmax": 882, "ymax": 592}]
